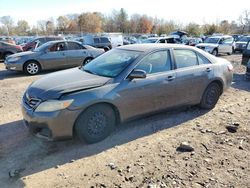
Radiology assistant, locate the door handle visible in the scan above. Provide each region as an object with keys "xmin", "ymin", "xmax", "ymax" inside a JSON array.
[
  {"xmin": 166, "ymin": 75, "xmax": 175, "ymax": 81},
  {"xmin": 206, "ymin": 67, "xmax": 212, "ymax": 72}
]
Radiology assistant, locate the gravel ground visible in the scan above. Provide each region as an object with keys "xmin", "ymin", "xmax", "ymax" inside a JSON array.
[{"xmin": 0, "ymin": 54, "xmax": 249, "ymax": 188}]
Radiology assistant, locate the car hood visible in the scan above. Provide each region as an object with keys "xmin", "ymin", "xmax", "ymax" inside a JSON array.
[
  {"xmin": 236, "ymin": 41, "xmax": 247, "ymax": 45},
  {"xmin": 7, "ymin": 51, "xmax": 38, "ymax": 59},
  {"xmin": 196, "ymin": 43, "xmax": 218, "ymax": 48},
  {"xmin": 26, "ymin": 68, "xmax": 111, "ymax": 100}
]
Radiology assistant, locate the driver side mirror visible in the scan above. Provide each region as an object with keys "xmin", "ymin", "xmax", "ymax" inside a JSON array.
[{"xmin": 128, "ymin": 69, "xmax": 146, "ymax": 80}]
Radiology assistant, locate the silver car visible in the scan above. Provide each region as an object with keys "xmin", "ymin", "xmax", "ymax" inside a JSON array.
[
  {"xmin": 4, "ymin": 40, "xmax": 104, "ymax": 75},
  {"xmin": 22, "ymin": 44, "xmax": 233, "ymax": 143},
  {"xmin": 196, "ymin": 35, "xmax": 234, "ymax": 56}
]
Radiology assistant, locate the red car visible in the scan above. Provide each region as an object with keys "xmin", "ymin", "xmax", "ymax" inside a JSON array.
[{"xmin": 22, "ymin": 36, "xmax": 64, "ymax": 51}]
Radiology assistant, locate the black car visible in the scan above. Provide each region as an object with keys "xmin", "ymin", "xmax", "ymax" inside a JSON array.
[
  {"xmin": 0, "ymin": 41, "xmax": 23, "ymax": 60},
  {"xmin": 235, "ymin": 36, "xmax": 250, "ymax": 52},
  {"xmin": 242, "ymin": 41, "xmax": 250, "ymax": 65},
  {"xmin": 242, "ymin": 41, "xmax": 250, "ymax": 79},
  {"xmin": 75, "ymin": 35, "xmax": 112, "ymax": 51}
]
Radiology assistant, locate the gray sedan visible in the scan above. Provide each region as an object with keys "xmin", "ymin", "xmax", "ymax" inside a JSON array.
[
  {"xmin": 4, "ymin": 40, "xmax": 104, "ymax": 75},
  {"xmin": 22, "ymin": 44, "xmax": 233, "ymax": 143}
]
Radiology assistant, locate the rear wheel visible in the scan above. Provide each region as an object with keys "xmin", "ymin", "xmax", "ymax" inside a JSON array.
[
  {"xmin": 212, "ymin": 49, "xmax": 218, "ymax": 56},
  {"xmin": 75, "ymin": 104, "xmax": 116, "ymax": 144},
  {"xmin": 200, "ymin": 83, "xmax": 221, "ymax": 109},
  {"xmin": 24, "ymin": 61, "xmax": 41, "ymax": 75}
]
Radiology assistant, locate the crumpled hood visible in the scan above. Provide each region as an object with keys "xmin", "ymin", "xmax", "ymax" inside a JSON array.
[
  {"xmin": 26, "ymin": 68, "xmax": 111, "ymax": 100},
  {"xmin": 196, "ymin": 43, "xmax": 218, "ymax": 48}
]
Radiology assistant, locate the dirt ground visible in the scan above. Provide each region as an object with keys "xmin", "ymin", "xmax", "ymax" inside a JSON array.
[{"xmin": 0, "ymin": 54, "xmax": 249, "ymax": 188}]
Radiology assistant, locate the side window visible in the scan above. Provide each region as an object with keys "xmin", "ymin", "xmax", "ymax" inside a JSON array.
[
  {"xmin": 49, "ymin": 42, "xmax": 66, "ymax": 52},
  {"xmin": 67, "ymin": 42, "xmax": 83, "ymax": 50},
  {"xmin": 197, "ymin": 53, "xmax": 211, "ymax": 65},
  {"xmin": 224, "ymin": 38, "xmax": 233, "ymax": 44},
  {"xmin": 94, "ymin": 38, "xmax": 99, "ymax": 43},
  {"xmin": 100, "ymin": 37, "xmax": 109, "ymax": 43},
  {"xmin": 247, "ymin": 42, "xmax": 250, "ymax": 50},
  {"xmin": 174, "ymin": 49, "xmax": 198, "ymax": 68},
  {"xmin": 135, "ymin": 50, "xmax": 171, "ymax": 74}
]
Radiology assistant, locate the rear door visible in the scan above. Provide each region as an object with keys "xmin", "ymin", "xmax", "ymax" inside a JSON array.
[
  {"xmin": 39, "ymin": 42, "xmax": 67, "ymax": 70},
  {"xmin": 64, "ymin": 42, "xmax": 88, "ymax": 67},
  {"xmin": 172, "ymin": 49, "xmax": 214, "ymax": 105}
]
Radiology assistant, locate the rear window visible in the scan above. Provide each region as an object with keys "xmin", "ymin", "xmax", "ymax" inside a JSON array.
[
  {"xmin": 94, "ymin": 38, "xmax": 100, "ymax": 43},
  {"xmin": 67, "ymin": 42, "xmax": 83, "ymax": 50},
  {"xmin": 100, "ymin": 37, "xmax": 110, "ymax": 43},
  {"xmin": 174, "ymin": 49, "xmax": 198, "ymax": 68}
]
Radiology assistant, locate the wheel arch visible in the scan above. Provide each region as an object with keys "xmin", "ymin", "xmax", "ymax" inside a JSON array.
[
  {"xmin": 73, "ymin": 102, "xmax": 121, "ymax": 134},
  {"xmin": 208, "ymin": 79, "xmax": 224, "ymax": 95},
  {"xmin": 23, "ymin": 59, "xmax": 42, "ymax": 70}
]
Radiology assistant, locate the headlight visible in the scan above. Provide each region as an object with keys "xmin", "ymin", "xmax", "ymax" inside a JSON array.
[
  {"xmin": 8, "ymin": 57, "xmax": 21, "ymax": 62},
  {"xmin": 35, "ymin": 99, "xmax": 74, "ymax": 112},
  {"xmin": 242, "ymin": 44, "xmax": 246, "ymax": 48}
]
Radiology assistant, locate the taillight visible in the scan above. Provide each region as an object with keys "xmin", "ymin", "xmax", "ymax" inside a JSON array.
[{"xmin": 227, "ymin": 64, "xmax": 233, "ymax": 72}]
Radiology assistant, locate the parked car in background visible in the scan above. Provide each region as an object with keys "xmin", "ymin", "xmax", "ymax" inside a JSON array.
[
  {"xmin": 22, "ymin": 36, "xmax": 64, "ymax": 51},
  {"xmin": 231, "ymin": 34, "xmax": 243, "ymax": 42},
  {"xmin": 242, "ymin": 41, "xmax": 250, "ymax": 66},
  {"xmin": 5, "ymin": 41, "xmax": 104, "ymax": 75},
  {"xmin": 196, "ymin": 35, "xmax": 234, "ymax": 56},
  {"xmin": 235, "ymin": 36, "xmax": 250, "ymax": 52},
  {"xmin": 75, "ymin": 35, "xmax": 112, "ymax": 51},
  {"xmin": 0, "ymin": 37, "xmax": 16, "ymax": 44},
  {"xmin": 188, "ymin": 38, "xmax": 203, "ymax": 46},
  {"xmin": 22, "ymin": 44, "xmax": 233, "ymax": 143},
  {"xmin": 0, "ymin": 41, "xmax": 23, "ymax": 60},
  {"xmin": 246, "ymin": 61, "xmax": 250, "ymax": 80},
  {"xmin": 142, "ymin": 36, "xmax": 181, "ymax": 44}
]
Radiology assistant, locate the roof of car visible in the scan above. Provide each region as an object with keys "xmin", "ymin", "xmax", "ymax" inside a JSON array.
[
  {"xmin": 210, "ymin": 35, "xmax": 233, "ymax": 39},
  {"xmin": 118, "ymin": 43, "xmax": 195, "ymax": 52}
]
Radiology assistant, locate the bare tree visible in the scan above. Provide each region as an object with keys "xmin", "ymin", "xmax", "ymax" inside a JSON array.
[
  {"xmin": 0, "ymin": 16, "xmax": 14, "ymax": 35},
  {"xmin": 238, "ymin": 9, "xmax": 250, "ymax": 33}
]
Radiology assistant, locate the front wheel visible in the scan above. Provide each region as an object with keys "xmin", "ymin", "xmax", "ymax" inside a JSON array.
[
  {"xmin": 75, "ymin": 104, "xmax": 116, "ymax": 144},
  {"xmin": 24, "ymin": 61, "xmax": 41, "ymax": 75},
  {"xmin": 83, "ymin": 57, "xmax": 93, "ymax": 66},
  {"xmin": 199, "ymin": 83, "xmax": 221, "ymax": 109}
]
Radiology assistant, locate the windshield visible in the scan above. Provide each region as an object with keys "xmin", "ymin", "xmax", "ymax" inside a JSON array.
[
  {"xmin": 142, "ymin": 39, "xmax": 158, "ymax": 43},
  {"xmin": 82, "ymin": 49, "xmax": 142, "ymax": 78},
  {"xmin": 33, "ymin": 42, "xmax": 51, "ymax": 52},
  {"xmin": 239, "ymin": 36, "xmax": 250, "ymax": 42},
  {"xmin": 204, "ymin": 37, "xmax": 220, "ymax": 44}
]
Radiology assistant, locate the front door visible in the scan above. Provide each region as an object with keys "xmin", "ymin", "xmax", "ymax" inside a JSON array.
[
  {"xmin": 40, "ymin": 42, "xmax": 67, "ymax": 70},
  {"xmin": 117, "ymin": 50, "xmax": 177, "ymax": 119}
]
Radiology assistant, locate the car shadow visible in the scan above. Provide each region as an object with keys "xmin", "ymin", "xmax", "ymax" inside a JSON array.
[
  {"xmin": 232, "ymin": 73, "xmax": 250, "ymax": 92},
  {"xmin": 0, "ymin": 106, "xmax": 207, "ymax": 186}
]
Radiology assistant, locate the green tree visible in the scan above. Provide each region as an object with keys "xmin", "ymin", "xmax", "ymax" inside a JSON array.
[{"xmin": 185, "ymin": 23, "xmax": 201, "ymax": 36}]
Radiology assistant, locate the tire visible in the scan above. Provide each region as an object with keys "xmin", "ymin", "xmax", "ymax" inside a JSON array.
[
  {"xmin": 83, "ymin": 57, "xmax": 93, "ymax": 65},
  {"xmin": 4, "ymin": 52, "xmax": 13, "ymax": 60},
  {"xmin": 75, "ymin": 104, "xmax": 116, "ymax": 144},
  {"xmin": 24, "ymin": 61, "xmax": 41, "ymax": 75},
  {"xmin": 211, "ymin": 49, "xmax": 218, "ymax": 56},
  {"xmin": 227, "ymin": 48, "xmax": 233, "ymax": 55},
  {"xmin": 104, "ymin": 47, "xmax": 110, "ymax": 52},
  {"xmin": 199, "ymin": 83, "xmax": 221, "ymax": 109}
]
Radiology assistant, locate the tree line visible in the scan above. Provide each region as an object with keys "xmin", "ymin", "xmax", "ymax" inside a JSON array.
[{"xmin": 0, "ymin": 8, "xmax": 250, "ymax": 36}]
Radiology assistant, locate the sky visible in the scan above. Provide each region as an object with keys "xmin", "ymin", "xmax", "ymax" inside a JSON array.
[{"xmin": 0, "ymin": 0, "xmax": 249, "ymax": 26}]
